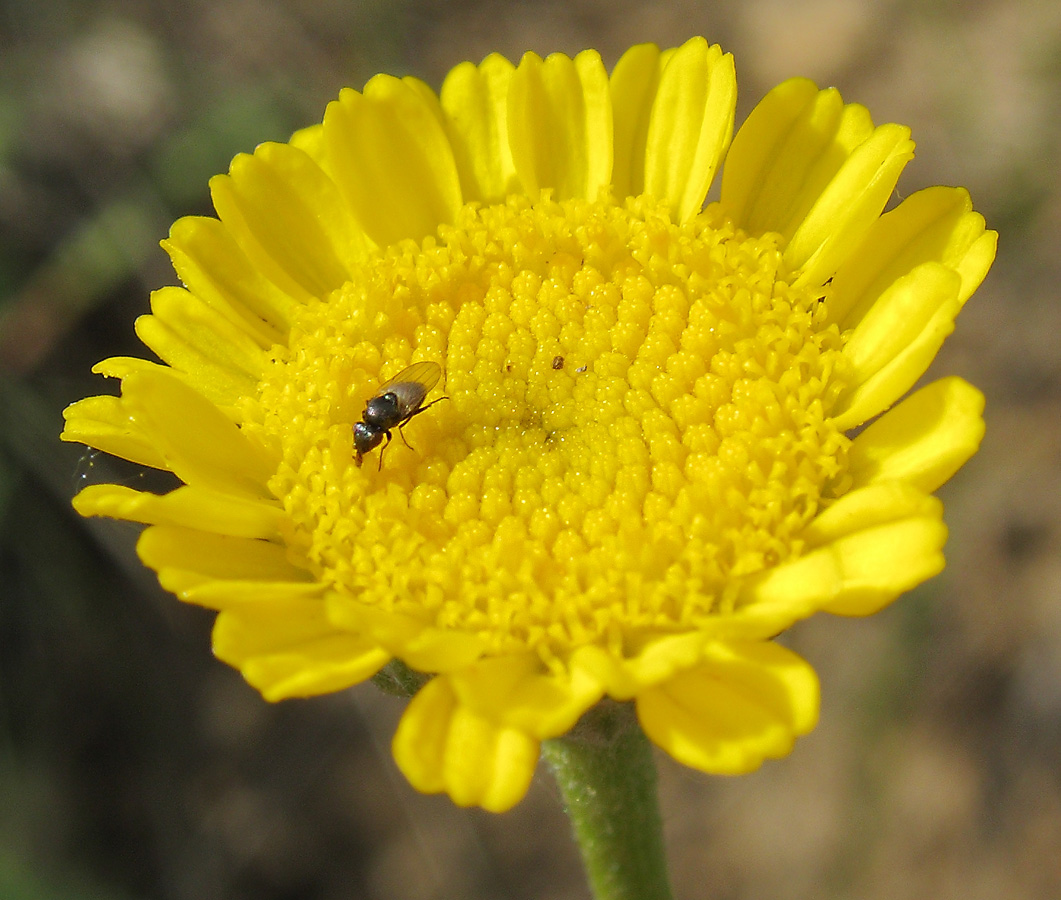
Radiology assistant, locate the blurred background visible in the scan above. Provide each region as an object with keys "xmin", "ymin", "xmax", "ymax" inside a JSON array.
[{"xmin": 0, "ymin": 0, "xmax": 1057, "ymax": 897}]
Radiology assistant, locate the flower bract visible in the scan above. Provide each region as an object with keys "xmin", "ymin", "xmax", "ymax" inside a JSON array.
[{"xmin": 62, "ymin": 38, "xmax": 995, "ymax": 812}]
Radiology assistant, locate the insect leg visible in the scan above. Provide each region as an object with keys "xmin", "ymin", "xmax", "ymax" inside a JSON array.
[
  {"xmin": 396, "ymin": 397, "xmax": 448, "ymax": 449},
  {"xmin": 377, "ymin": 430, "xmax": 393, "ymax": 471}
]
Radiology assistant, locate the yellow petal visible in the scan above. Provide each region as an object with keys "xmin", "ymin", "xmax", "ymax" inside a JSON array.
[
  {"xmin": 326, "ymin": 597, "xmax": 486, "ymax": 673},
  {"xmin": 721, "ymin": 78, "xmax": 915, "ymax": 284},
  {"xmin": 820, "ymin": 517, "xmax": 948, "ymax": 615},
  {"xmin": 213, "ymin": 599, "xmax": 389, "ymax": 700},
  {"xmin": 448, "ymin": 654, "xmax": 603, "ymax": 738},
  {"xmin": 804, "ymin": 482, "xmax": 942, "ymax": 546},
  {"xmin": 137, "ymin": 524, "xmax": 309, "ymax": 582},
  {"xmin": 742, "ymin": 511, "xmax": 947, "ymax": 621},
  {"xmin": 785, "ymin": 122, "xmax": 914, "ymax": 286},
  {"xmin": 508, "ymin": 49, "xmax": 612, "ymax": 200},
  {"xmin": 162, "ymin": 215, "xmax": 298, "ymax": 342},
  {"xmin": 120, "ymin": 369, "xmax": 276, "ymax": 499},
  {"xmin": 641, "ymin": 38, "xmax": 736, "ymax": 222},
  {"xmin": 91, "ymin": 356, "xmax": 170, "ymax": 379},
  {"xmin": 721, "ymin": 79, "xmax": 866, "ymax": 234},
  {"xmin": 134, "ymin": 286, "xmax": 264, "ymax": 407},
  {"xmin": 322, "ymin": 74, "xmax": 463, "ymax": 248},
  {"xmin": 832, "ymin": 262, "xmax": 962, "ymax": 429},
  {"xmin": 400, "ymin": 75, "xmax": 451, "ymax": 133},
  {"xmin": 90, "ymin": 356, "xmax": 245, "ymax": 419},
  {"xmin": 636, "ymin": 640, "xmax": 818, "ymax": 774},
  {"xmin": 828, "ymin": 186, "xmax": 998, "ymax": 327},
  {"xmin": 210, "ymin": 142, "xmax": 366, "ymax": 300},
  {"xmin": 61, "ymin": 394, "xmax": 167, "ymax": 470},
  {"xmin": 181, "ymin": 579, "xmax": 325, "ymax": 611},
  {"xmin": 289, "ymin": 122, "xmax": 324, "ymax": 161},
  {"xmin": 848, "ymin": 377, "xmax": 985, "ymax": 492},
  {"xmin": 72, "ymin": 483, "xmax": 285, "ymax": 538},
  {"xmin": 143, "ymin": 286, "xmax": 264, "ymax": 377},
  {"xmin": 841, "ymin": 262, "xmax": 961, "ymax": 379},
  {"xmin": 609, "ymin": 42, "xmax": 663, "ymax": 199},
  {"xmin": 571, "ymin": 632, "xmax": 710, "ymax": 699},
  {"xmin": 440, "ymin": 54, "xmax": 518, "ymax": 202},
  {"xmin": 392, "ymin": 676, "xmax": 540, "ymax": 812}
]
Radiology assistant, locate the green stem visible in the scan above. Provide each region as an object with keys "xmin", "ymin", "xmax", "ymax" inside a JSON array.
[{"xmin": 542, "ymin": 700, "xmax": 674, "ymax": 900}]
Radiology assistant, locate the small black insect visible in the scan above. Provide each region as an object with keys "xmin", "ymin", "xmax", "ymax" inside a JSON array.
[
  {"xmin": 551, "ymin": 355, "xmax": 564, "ymax": 370},
  {"xmin": 354, "ymin": 361, "xmax": 444, "ymax": 469}
]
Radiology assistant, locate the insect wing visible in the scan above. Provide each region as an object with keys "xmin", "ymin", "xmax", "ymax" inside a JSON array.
[
  {"xmin": 378, "ymin": 361, "xmax": 442, "ymax": 418},
  {"xmin": 379, "ymin": 361, "xmax": 442, "ymax": 394}
]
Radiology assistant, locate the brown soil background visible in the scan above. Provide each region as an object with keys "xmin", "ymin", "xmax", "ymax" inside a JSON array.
[{"xmin": 1, "ymin": 1, "xmax": 1058, "ymax": 898}]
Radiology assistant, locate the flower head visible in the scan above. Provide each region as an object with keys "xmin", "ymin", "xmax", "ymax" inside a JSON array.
[{"xmin": 62, "ymin": 38, "xmax": 995, "ymax": 812}]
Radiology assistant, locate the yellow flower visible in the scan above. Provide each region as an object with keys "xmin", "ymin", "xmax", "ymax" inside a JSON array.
[{"xmin": 62, "ymin": 38, "xmax": 995, "ymax": 812}]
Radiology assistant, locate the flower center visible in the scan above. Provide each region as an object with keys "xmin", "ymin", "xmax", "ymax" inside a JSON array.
[{"xmin": 251, "ymin": 194, "xmax": 850, "ymax": 660}]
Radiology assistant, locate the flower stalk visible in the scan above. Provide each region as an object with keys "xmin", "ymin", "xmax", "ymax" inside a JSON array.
[{"xmin": 543, "ymin": 701, "xmax": 674, "ymax": 900}]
